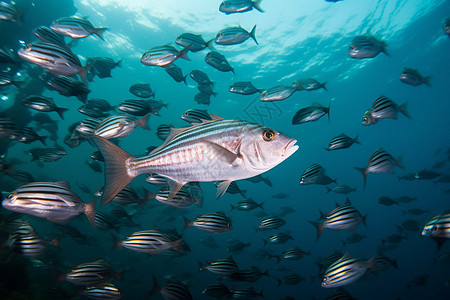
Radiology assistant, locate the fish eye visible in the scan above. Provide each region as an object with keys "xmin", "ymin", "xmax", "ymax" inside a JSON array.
[
  {"xmin": 351, "ymin": 45, "xmax": 355, "ymax": 49},
  {"xmin": 184, "ymin": 112, "xmax": 189, "ymax": 116},
  {"xmin": 262, "ymin": 129, "xmax": 275, "ymax": 141},
  {"xmin": 322, "ymin": 277, "xmax": 328, "ymax": 283},
  {"xmin": 432, "ymin": 225, "xmax": 439, "ymax": 232}
]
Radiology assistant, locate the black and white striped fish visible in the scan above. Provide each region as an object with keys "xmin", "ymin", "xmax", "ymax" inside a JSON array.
[
  {"xmin": 176, "ymin": 33, "xmax": 213, "ymax": 52},
  {"xmin": 326, "ymin": 133, "xmax": 359, "ymax": 151},
  {"xmin": 51, "ymin": 16, "xmax": 108, "ymax": 40},
  {"xmin": 280, "ymin": 247, "xmax": 310, "ymax": 261},
  {"xmin": 145, "ymin": 173, "xmax": 168, "ymax": 185},
  {"xmin": 184, "ymin": 212, "xmax": 232, "ymax": 233},
  {"xmin": 370, "ymin": 253, "xmax": 398, "ymax": 272},
  {"xmin": 0, "ymin": 114, "xmax": 17, "ymax": 138},
  {"xmin": 154, "ymin": 183, "xmax": 203, "ymax": 208},
  {"xmin": 0, "ymin": 1, "xmax": 21, "ymax": 22},
  {"xmin": 117, "ymin": 99, "xmax": 152, "ymax": 116},
  {"xmin": 76, "ymin": 118, "xmax": 101, "ymax": 136},
  {"xmin": 231, "ymin": 287, "xmax": 264, "ymax": 299},
  {"xmin": 322, "ymin": 253, "xmax": 372, "ymax": 287},
  {"xmin": 141, "ymin": 45, "xmax": 189, "ymax": 67},
  {"xmin": 202, "ymin": 283, "xmax": 232, "ymax": 299},
  {"xmin": 54, "ymin": 223, "xmax": 87, "ymax": 244},
  {"xmin": 355, "ymin": 148, "xmax": 403, "ymax": 188},
  {"xmin": 309, "ymin": 198, "xmax": 366, "ymax": 241},
  {"xmin": 94, "ymin": 113, "xmax": 150, "ymax": 139},
  {"xmin": 300, "ymin": 163, "xmax": 335, "ymax": 185},
  {"xmin": 165, "ymin": 64, "xmax": 187, "ymax": 84},
  {"xmin": 81, "ymin": 283, "xmax": 123, "ymax": 300},
  {"xmin": 292, "ymin": 101, "xmax": 330, "ymax": 124},
  {"xmin": 65, "ymin": 259, "xmax": 121, "ymax": 286},
  {"xmin": 78, "ymin": 105, "xmax": 110, "ymax": 119},
  {"xmin": 200, "ymin": 256, "xmax": 238, "ymax": 275},
  {"xmin": 45, "ymin": 76, "xmax": 91, "ymax": 103},
  {"xmin": 116, "ymin": 229, "xmax": 183, "ymax": 255},
  {"xmin": 258, "ymin": 216, "xmax": 286, "ymax": 231},
  {"xmin": 230, "ymin": 198, "xmax": 263, "ymax": 211},
  {"xmin": 205, "ymin": 51, "xmax": 235, "ymax": 75},
  {"xmin": 215, "ymin": 25, "xmax": 258, "ymax": 45},
  {"xmin": 181, "ymin": 109, "xmax": 211, "ymax": 124},
  {"xmin": 22, "ymin": 95, "xmax": 68, "ymax": 120},
  {"xmin": 10, "ymin": 127, "xmax": 48, "ymax": 146},
  {"xmin": 28, "ymin": 146, "xmax": 67, "ymax": 162},
  {"xmin": 151, "ymin": 276, "xmax": 193, "ymax": 300},
  {"xmin": 362, "ymin": 96, "xmax": 409, "ymax": 126},
  {"xmin": 422, "ymin": 212, "xmax": 450, "ymax": 239},
  {"xmin": 260, "ymin": 85, "xmax": 297, "ymax": 102},
  {"xmin": 96, "ymin": 186, "xmax": 151, "ymax": 207},
  {"xmin": 32, "ymin": 26, "xmax": 67, "ymax": 47},
  {"xmin": 219, "ymin": 0, "xmax": 264, "ymax": 14},
  {"xmin": 156, "ymin": 124, "xmax": 173, "ymax": 141},
  {"xmin": 129, "ymin": 83, "xmax": 155, "ymax": 98},
  {"xmin": 1, "ymin": 181, "xmax": 95, "ymax": 225},
  {"xmin": 94, "ymin": 211, "xmax": 119, "ymax": 232},
  {"xmin": 229, "ymin": 81, "xmax": 262, "ymax": 95},
  {"xmin": 263, "ymin": 232, "xmax": 293, "ymax": 246},
  {"xmin": 8, "ymin": 231, "xmax": 55, "ymax": 259},
  {"xmin": 349, "ymin": 34, "xmax": 388, "ymax": 59},
  {"xmin": 18, "ymin": 42, "xmax": 88, "ymax": 82}
]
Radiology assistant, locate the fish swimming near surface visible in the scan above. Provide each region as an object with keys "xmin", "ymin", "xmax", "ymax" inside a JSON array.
[
  {"xmin": 292, "ymin": 102, "xmax": 331, "ymax": 125},
  {"xmin": 215, "ymin": 25, "xmax": 258, "ymax": 45},
  {"xmin": 205, "ymin": 51, "xmax": 235, "ymax": 75},
  {"xmin": 362, "ymin": 95, "xmax": 410, "ymax": 126},
  {"xmin": 442, "ymin": 17, "xmax": 450, "ymax": 36},
  {"xmin": 400, "ymin": 68, "xmax": 431, "ymax": 87},
  {"xmin": 51, "ymin": 16, "xmax": 108, "ymax": 40},
  {"xmin": 229, "ymin": 81, "xmax": 262, "ymax": 95},
  {"xmin": 93, "ymin": 114, "xmax": 298, "ymax": 204},
  {"xmin": 175, "ymin": 33, "xmax": 213, "ymax": 52},
  {"xmin": 219, "ymin": 0, "xmax": 264, "ymax": 14},
  {"xmin": 140, "ymin": 45, "xmax": 190, "ymax": 67},
  {"xmin": 260, "ymin": 85, "xmax": 297, "ymax": 102},
  {"xmin": 292, "ymin": 78, "xmax": 327, "ymax": 92},
  {"xmin": 348, "ymin": 33, "xmax": 388, "ymax": 58}
]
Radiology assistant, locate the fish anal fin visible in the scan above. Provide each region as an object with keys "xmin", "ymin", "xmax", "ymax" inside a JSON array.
[
  {"xmin": 166, "ymin": 178, "xmax": 185, "ymax": 201},
  {"xmin": 216, "ymin": 180, "xmax": 232, "ymax": 199}
]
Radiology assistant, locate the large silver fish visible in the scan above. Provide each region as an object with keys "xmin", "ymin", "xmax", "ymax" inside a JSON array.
[{"xmin": 93, "ymin": 114, "xmax": 298, "ymax": 204}]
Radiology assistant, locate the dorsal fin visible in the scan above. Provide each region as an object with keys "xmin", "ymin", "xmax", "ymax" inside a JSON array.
[{"xmin": 54, "ymin": 181, "xmax": 71, "ymax": 190}]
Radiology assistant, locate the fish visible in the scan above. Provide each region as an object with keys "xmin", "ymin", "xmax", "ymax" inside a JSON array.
[
  {"xmin": 184, "ymin": 212, "xmax": 232, "ymax": 233},
  {"xmin": 97, "ymin": 186, "xmax": 151, "ymax": 207},
  {"xmin": 215, "ymin": 25, "xmax": 258, "ymax": 45},
  {"xmin": 117, "ymin": 99, "xmax": 153, "ymax": 116},
  {"xmin": 175, "ymin": 33, "xmax": 213, "ymax": 52},
  {"xmin": 151, "ymin": 276, "xmax": 193, "ymax": 300},
  {"xmin": 348, "ymin": 34, "xmax": 388, "ymax": 58},
  {"xmin": 326, "ymin": 184, "xmax": 356, "ymax": 194},
  {"xmin": 94, "ymin": 211, "xmax": 119, "ymax": 232},
  {"xmin": 443, "ymin": 17, "xmax": 450, "ymax": 36},
  {"xmin": 230, "ymin": 198, "xmax": 263, "ymax": 211},
  {"xmin": 413, "ymin": 169, "xmax": 440, "ymax": 180},
  {"xmin": 205, "ymin": 51, "xmax": 235, "ymax": 75},
  {"xmin": 64, "ymin": 259, "xmax": 122, "ymax": 286},
  {"xmin": 292, "ymin": 101, "xmax": 331, "ymax": 124},
  {"xmin": 181, "ymin": 109, "xmax": 212, "ymax": 124},
  {"xmin": 378, "ymin": 196, "xmax": 398, "ymax": 206},
  {"xmin": 299, "ymin": 163, "xmax": 336, "ymax": 185},
  {"xmin": 355, "ymin": 148, "xmax": 403, "ymax": 188},
  {"xmin": 54, "ymin": 223, "xmax": 87, "ymax": 244},
  {"xmin": 156, "ymin": 124, "xmax": 173, "ymax": 141},
  {"xmin": 199, "ymin": 256, "xmax": 238, "ymax": 275},
  {"xmin": 229, "ymin": 81, "xmax": 262, "ymax": 95},
  {"xmin": 189, "ymin": 70, "xmax": 214, "ymax": 86},
  {"xmin": 7, "ymin": 170, "xmax": 35, "ymax": 184},
  {"xmin": 422, "ymin": 212, "xmax": 450, "ymax": 239},
  {"xmin": 45, "ymin": 76, "xmax": 91, "ymax": 103},
  {"xmin": 260, "ymin": 85, "xmax": 297, "ymax": 102},
  {"xmin": 93, "ymin": 114, "xmax": 298, "ymax": 204},
  {"xmin": 116, "ymin": 229, "xmax": 183, "ymax": 255},
  {"xmin": 194, "ymin": 92, "xmax": 211, "ymax": 105},
  {"xmin": 32, "ymin": 26, "xmax": 67, "ymax": 48},
  {"xmin": 342, "ymin": 233, "xmax": 367, "ymax": 246},
  {"xmin": 215, "ymin": 181, "xmax": 246, "ymax": 197},
  {"xmin": 400, "ymin": 68, "xmax": 431, "ymax": 87},
  {"xmin": 325, "ymin": 134, "xmax": 359, "ymax": 151},
  {"xmin": 85, "ymin": 99, "xmax": 115, "ymax": 112},
  {"xmin": 219, "ymin": 0, "xmax": 264, "ymax": 14},
  {"xmin": 362, "ymin": 96, "xmax": 410, "ymax": 125},
  {"xmin": 28, "ymin": 145, "xmax": 67, "ymax": 162},
  {"xmin": 244, "ymin": 174, "xmax": 272, "ymax": 186},
  {"xmin": 277, "ymin": 274, "xmax": 305, "ymax": 286},
  {"xmin": 381, "ymin": 234, "xmax": 407, "ymax": 245},
  {"xmin": 8, "ymin": 230, "xmax": 57, "ymax": 259},
  {"xmin": 0, "ymin": 1, "xmax": 21, "ymax": 22},
  {"xmin": 76, "ymin": 118, "xmax": 101, "ymax": 137},
  {"xmin": 370, "ymin": 253, "xmax": 398, "ymax": 272},
  {"xmin": 202, "ymin": 283, "xmax": 232, "ymax": 299},
  {"xmin": 22, "ymin": 95, "xmax": 68, "ymax": 120},
  {"xmin": 165, "ymin": 64, "xmax": 187, "ymax": 84},
  {"xmin": 129, "ymin": 83, "xmax": 155, "ymax": 98},
  {"xmin": 9, "ymin": 127, "xmax": 48, "ymax": 146},
  {"xmin": 231, "ymin": 287, "xmax": 264, "ymax": 298},
  {"xmin": 394, "ymin": 196, "xmax": 417, "ymax": 203},
  {"xmin": 86, "ymin": 57, "xmax": 121, "ymax": 80},
  {"xmin": 154, "ymin": 183, "xmax": 203, "ymax": 208},
  {"xmin": 78, "ymin": 105, "xmax": 110, "ymax": 119},
  {"xmin": 94, "ymin": 113, "xmax": 150, "ymax": 139},
  {"xmin": 1, "ymin": 181, "xmax": 95, "ymax": 224},
  {"xmin": 321, "ymin": 253, "xmax": 372, "ymax": 287},
  {"xmin": 407, "ymin": 274, "xmax": 428, "ymax": 289},
  {"xmin": 51, "ymin": 16, "xmax": 108, "ymax": 40},
  {"xmin": 145, "ymin": 173, "xmax": 168, "ymax": 185},
  {"xmin": 140, "ymin": 45, "xmax": 190, "ymax": 67},
  {"xmin": 197, "ymin": 83, "xmax": 217, "ymax": 96},
  {"xmin": 0, "ymin": 72, "xmax": 24, "ymax": 88},
  {"xmin": 229, "ymin": 267, "xmax": 268, "ymax": 282},
  {"xmin": 309, "ymin": 198, "xmax": 367, "ymax": 240},
  {"xmin": 258, "ymin": 216, "xmax": 286, "ymax": 231},
  {"xmin": 0, "ymin": 114, "xmax": 18, "ymax": 138},
  {"xmin": 18, "ymin": 42, "xmax": 89, "ymax": 82},
  {"xmin": 403, "ymin": 208, "xmax": 428, "ymax": 216},
  {"xmin": 226, "ymin": 239, "xmax": 250, "ymax": 252},
  {"xmin": 276, "ymin": 247, "xmax": 310, "ymax": 262},
  {"xmin": 0, "ymin": 48, "xmax": 17, "ymax": 64},
  {"xmin": 292, "ymin": 78, "xmax": 327, "ymax": 91},
  {"xmin": 81, "ymin": 283, "xmax": 123, "ymax": 300}
]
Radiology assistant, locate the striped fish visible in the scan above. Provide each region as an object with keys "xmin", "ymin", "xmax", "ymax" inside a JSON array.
[
  {"xmin": 82, "ymin": 283, "xmax": 123, "ymax": 300},
  {"xmin": 281, "ymin": 247, "xmax": 310, "ymax": 260},
  {"xmin": 156, "ymin": 124, "xmax": 173, "ymax": 141},
  {"xmin": 277, "ymin": 274, "xmax": 305, "ymax": 286},
  {"xmin": 215, "ymin": 25, "xmax": 258, "ymax": 45},
  {"xmin": 32, "ymin": 26, "xmax": 67, "ymax": 47},
  {"xmin": 2, "ymin": 181, "xmax": 95, "ymax": 225},
  {"xmin": 181, "ymin": 109, "xmax": 211, "ymax": 124},
  {"xmin": 362, "ymin": 95, "xmax": 409, "ymax": 126},
  {"xmin": 229, "ymin": 81, "xmax": 262, "ymax": 95},
  {"xmin": 18, "ymin": 42, "xmax": 88, "ymax": 82},
  {"xmin": 202, "ymin": 283, "xmax": 232, "ymax": 299},
  {"xmin": 0, "ymin": 1, "xmax": 21, "ymax": 22},
  {"xmin": 315, "ymin": 251, "xmax": 344, "ymax": 275},
  {"xmin": 94, "ymin": 113, "xmax": 150, "ymax": 139},
  {"xmin": 197, "ymin": 82, "xmax": 216, "ymax": 95},
  {"xmin": 0, "ymin": 114, "xmax": 17, "ymax": 138},
  {"xmin": 324, "ymin": 288, "xmax": 356, "ymax": 300},
  {"xmin": 322, "ymin": 253, "xmax": 371, "ymax": 288},
  {"xmin": 78, "ymin": 105, "xmax": 110, "ymax": 119},
  {"xmin": 145, "ymin": 173, "xmax": 168, "ymax": 185},
  {"xmin": 117, "ymin": 99, "xmax": 151, "ymax": 116},
  {"xmin": 76, "ymin": 118, "xmax": 101, "ymax": 136},
  {"xmin": 422, "ymin": 212, "xmax": 450, "ymax": 239},
  {"xmin": 300, "ymin": 163, "xmax": 335, "ymax": 185},
  {"xmin": 370, "ymin": 253, "xmax": 398, "ymax": 272},
  {"xmin": 22, "ymin": 95, "xmax": 68, "ymax": 120},
  {"xmin": 194, "ymin": 92, "xmax": 211, "ymax": 105},
  {"xmin": 263, "ymin": 232, "xmax": 293, "ymax": 245},
  {"xmin": 28, "ymin": 146, "xmax": 67, "ymax": 163},
  {"xmin": 355, "ymin": 148, "xmax": 403, "ymax": 188},
  {"xmin": 55, "ymin": 223, "xmax": 87, "ymax": 244},
  {"xmin": 190, "ymin": 70, "xmax": 213, "ymax": 85},
  {"xmin": 176, "ymin": 33, "xmax": 213, "ymax": 52},
  {"xmin": 117, "ymin": 229, "xmax": 183, "ymax": 255},
  {"xmin": 219, "ymin": 0, "xmax": 264, "ymax": 14},
  {"xmin": 245, "ymin": 174, "xmax": 272, "ymax": 186},
  {"xmin": 215, "ymin": 181, "xmax": 246, "ymax": 197},
  {"xmin": 184, "ymin": 212, "xmax": 232, "ymax": 233},
  {"xmin": 65, "ymin": 259, "xmax": 121, "ymax": 286},
  {"xmin": 260, "ymin": 85, "xmax": 297, "ymax": 102},
  {"xmin": 165, "ymin": 64, "xmax": 187, "ymax": 84},
  {"xmin": 349, "ymin": 34, "xmax": 387, "ymax": 58},
  {"xmin": 154, "ymin": 183, "xmax": 203, "ymax": 208},
  {"xmin": 292, "ymin": 101, "xmax": 331, "ymax": 124},
  {"xmin": 129, "ymin": 83, "xmax": 155, "ymax": 99},
  {"xmin": 151, "ymin": 277, "xmax": 193, "ymax": 300},
  {"xmin": 94, "ymin": 211, "xmax": 119, "ymax": 232},
  {"xmin": 231, "ymin": 287, "xmax": 264, "ymax": 299},
  {"xmin": 8, "ymin": 232, "xmax": 52, "ymax": 259},
  {"xmin": 45, "ymin": 76, "xmax": 91, "ymax": 103},
  {"xmin": 96, "ymin": 186, "xmax": 151, "ymax": 207},
  {"xmin": 229, "ymin": 267, "xmax": 268, "ymax": 282},
  {"xmin": 309, "ymin": 198, "xmax": 366, "ymax": 241},
  {"xmin": 230, "ymin": 198, "xmax": 263, "ymax": 211},
  {"xmin": 326, "ymin": 134, "xmax": 359, "ymax": 151},
  {"xmin": 292, "ymin": 78, "xmax": 327, "ymax": 91},
  {"xmin": 258, "ymin": 216, "xmax": 286, "ymax": 231},
  {"xmin": 51, "ymin": 16, "xmax": 108, "ymax": 40},
  {"xmin": 140, "ymin": 45, "xmax": 190, "ymax": 67},
  {"xmin": 10, "ymin": 127, "xmax": 48, "ymax": 146},
  {"xmin": 93, "ymin": 115, "xmax": 298, "ymax": 204},
  {"xmin": 205, "ymin": 51, "xmax": 235, "ymax": 75},
  {"xmin": 200, "ymin": 256, "xmax": 238, "ymax": 275},
  {"xmin": 326, "ymin": 184, "xmax": 356, "ymax": 194}
]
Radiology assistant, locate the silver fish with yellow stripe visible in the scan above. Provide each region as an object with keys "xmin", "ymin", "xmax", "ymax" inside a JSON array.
[{"xmin": 94, "ymin": 113, "xmax": 150, "ymax": 139}]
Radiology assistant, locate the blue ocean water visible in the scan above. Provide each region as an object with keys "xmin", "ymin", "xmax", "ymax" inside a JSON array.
[{"xmin": 1, "ymin": 0, "xmax": 450, "ymax": 299}]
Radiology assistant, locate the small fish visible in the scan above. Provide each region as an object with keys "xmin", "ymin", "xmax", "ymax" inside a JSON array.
[
  {"xmin": 154, "ymin": 183, "xmax": 203, "ymax": 208},
  {"xmin": 189, "ymin": 70, "xmax": 213, "ymax": 86},
  {"xmin": 400, "ymin": 68, "xmax": 431, "ymax": 87},
  {"xmin": 258, "ymin": 216, "xmax": 286, "ymax": 231},
  {"xmin": 94, "ymin": 211, "xmax": 119, "ymax": 232},
  {"xmin": 292, "ymin": 78, "xmax": 327, "ymax": 91},
  {"xmin": 219, "ymin": 0, "xmax": 264, "ymax": 14},
  {"xmin": 202, "ymin": 283, "xmax": 232, "ymax": 299},
  {"xmin": 199, "ymin": 256, "xmax": 238, "ymax": 275},
  {"xmin": 229, "ymin": 81, "xmax": 262, "ymax": 95},
  {"xmin": 86, "ymin": 57, "xmax": 121, "ymax": 81},
  {"xmin": 10, "ymin": 127, "xmax": 48, "ymax": 146},
  {"xmin": 28, "ymin": 145, "xmax": 67, "ymax": 162},
  {"xmin": 78, "ymin": 105, "xmax": 110, "ymax": 119},
  {"xmin": 322, "ymin": 253, "xmax": 372, "ymax": 288},
  {"xmin": 51, "ymin": 16, "xmax": 108, "ymax": 40},
  {"xmin": 378, "ymin": 196, "xmax": 398, "ymax": 206},
  {"xmin": 64, "ymin": 259, "xmax": 122, "ymax": 286},
  {"xmin": 181, "ymin": 109, "xmax": 211, "ymax": 124},
  {"xmin": 184, "ymin": 212, "xmax": 232, "ymax": 233},
  {"xmin": 300, "ymin": 163, "xmax": 336, "ymax": 185},
  {"xmin": 226, "ymin": 239, "xmax": 251, "ymax": 252},
  {"xmin": 76, "ymin": 118, "xmax": 101, "ymax": 137},
  {"xmin": 342, "ymin": 233, "xmax": 367, "ymax": 246},
  {"xmin": 215, "ymin": 25, "xmax": 258, "ymax": 45},
  {"xmin": 260, "ymin": 85, "xmax": 297, "ymax": 102},
  {"xmin": 292, "ymin": 101, "xmax": 331, "ymax": 124},
  {"xmin": 0, "ymin": 72, "xmax": 24, "ymax": 88},
  {"xmin": 348, "ymin": 34, "xmax": 388, "ymax": 58},
  {"xmin": 0, "ymin": 1, "xmax": 21, "ymax": 22},
  {"xmin": 117, "ymin": 99, "xmax": 161, "ymax": 116},
  {"xmin": 81, "ymin": 283, "xmax": 123, "ymax": 300},
  {"xmin": 205, "ymin": 51, "xmax": 235, "ymax": 75},
  {"xmin": 407, "ymin": 274, "xmax": 428, "ymax": 289},
  {"xmin": 22, "ymin": 95, "xmax": 68, "ymax": 120},
  {"xmin": 0, "ymin": 48, "xmax": 16, "ymax": 64},
  {"xmin": 231, "ymin": 287, "xmax": 264, "ymax": 298},
  {"xmin": 326, "ymin": 184, "xmax": 356, "ymax": 194},
  {"xmin": 403, "ymin": 208, "xmax": 428, "ymax": 216},
  {"xmin": 0, "ymin": 114, "xmax": 17, "ymax": 139},
  {"xmin": 8, "ymin": 230, "xmax": 57, "ymax": 259},
  {"xmin": 414, "ymin": 169, "xmax": 440, "ymax": 180},
  {"xmin": 145, "ymin": 173, "xmax": 168, "ymax": 186},
  {"xmin": 194, "ymin": 92, "xmax": 211, "ymax": 105},
  {"xmin": 381, "ymin": 234, "xmax": 407, "ymax": 245},
  {"xmin": 141, "ymin": 45, "xmax": 189, "ymax": 67},
  {"xmin": 399, "ymin": 219, "xmax": 420, "ymax": 232},
  {"xmin": 116, "ymin": 229, "xmax": 183, "ymax": 255},
  {"xmin": 94, "ymin": 113, "xmax": 150, "ymax": 139},
  {"xmin": 229, "ymin": 267, "xmax": 268, "ymax": 282},
  {"xmin": 278, "ymin": 247, "xmax": 310, "ymax": 261},
  {"xmin": 7, "ymin": 170, "xmax": 35, "ymax": 184},
  {"xmin": 394, "ymin": 196, "xmax": 417, "ymax": 203},
  {"xmin": 129, "ymin": 83, "xmax": 155, "ymax": 98},
  {"xmin": 45, "ymin": 76, "xmax": 91, "ymax": 103},
  {"xmin": 355, "ymin": 148, "xmax": 403, "ymax": 188},
  {"xmin": 370, "ymin": 253, "xmax": 398, "ymax": 272},
  {"xmin": 277, "ymin": 274, "xmax": 305, "ymax": 286},
  {"xmin": 215, "ymin": 181, "xmax": 246, "ymax": 197},
  {"xmin": 156, "ymin": 124, "xmax": 173, "ymax": 141},
  {"xmin": 443, "ymin": 17, "xmax": 450, "ymax": 36},
  {"xmin": 165, "ymin": 64, "xmax": 187, "ymax": 84},
  {"xmin": 55, "ymin": 223, "xmax": 87, "ymax": 244},
  {"xmin": 151, "ymin": 276, "xmax": 193, "ymax": 300},
  {"xmin": 32, "ymin": 26, "xmax": 67, "ymax": 48},
  {"xmin": 245, "ymin": 174, "xmax": 272, "ymax": 186},
  {"xmin": 175, "ymin": 33, "xmax": 213, "ymax": 52},
  {"xmin": 230, "ymin": 198, "xmax": 263, "ymax": 211},
  {"xmin": 326, "ymin": 134, "xmax": 359, "ymax": 151},
  {"xmin": 263, "ymin": 232, "xmax": 293, "ymax": 246},
  {"xmin": 362, "ymin": 96, "xmax": 410, "ymax": 125}
]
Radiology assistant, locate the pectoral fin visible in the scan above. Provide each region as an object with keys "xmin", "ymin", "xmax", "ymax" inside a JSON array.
[
  {"xmin": 216, "ymin": 180, "xmax": 232, "ymax": 199},
  {"xmin": 204, "ymin": 140, "xmax": 241, "ymax": 165},
  {"xmin": 165, "ymin": 178, "xmax": 185, "ymax": 201}
]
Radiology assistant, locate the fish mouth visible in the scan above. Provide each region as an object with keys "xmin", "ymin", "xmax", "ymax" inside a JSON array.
[{"xmin": 283, "ymin": 139, "xmax": 298, "ymax": 157}]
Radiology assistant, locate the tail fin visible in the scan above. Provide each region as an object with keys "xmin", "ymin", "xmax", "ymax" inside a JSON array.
[
  {"xmin": 353, "ymin": 134, "xmax": 361, "ymax": 145},
  {"xmin": 92, "ymin": 137, "xmax": 136, "ymax": 205},
  {"xmin": 398, "ymin": 102, "xmax": 410, "ymax": 119},
  {"xmin": 94, "ymin": 27, "xmax": 108, "ymax": 41},
  {"xmin": 149, "ymin": 275, "xmax": 161, "ymax": 295},
  {"xmin": 178, "ymin": 47, "xmax": 190, "ymax": 61},
  {"xmin": 249, "ymin": 25, "xmax": 258, "ymax": 45},
  {"xmin": 84, "ymin": 200, "xmax": 96, "ymax": 227},
  {"xmin": 253, "ymin": 0, "xmax": 264, "ymax": 13},
  {"xmin": 395, "ymin": 156, "xmax": 404, "ymax": 170},
  {"xmin": 115, "ymin": 59, "xmax": 122, "ymax": 67},
  {"xmin": 183, "ymin": 216, "xmax": 193, "ymax": 232},
  {"xmin": 258, "ymin": 201, "xmax": 264, "ymax": 210},
  {"xmin": 136, "ymin": 114, "xmax": 150, "ymax": 130},
  {"xmin": 55, "ymin": 107, "xmax": 69, "ymax": 120},
  {"xmin": 38, "ymin": 135, "xmax": 48, "ymax": 146},
  {"xmin": 354, "ymin": 167, "xmax": 368, "ymax": 189},
  {"xmin": 170, "ymin": 239, "xmax": 184, "ymax": 252},
  {"xmin": 321, "ymin": 81, "xmax": 327, "ymax": 91},
  {"xmin": 308, "ymin": 221, "xmax": 324, "ymax": 241},
  {"xmin": 206, "ymin": 39, "xmax": 214, "ymax": 50},
  {"xmin": 327, "ymin": 100, "xmax": 331, "ymax": 123},
  {"xmin": 230, "ymin": 204, "xmax": 235, "ymax": 211},
  {"xmin": 423, "ymin": 76, "xmax": 431, "ymax": 87},
  {"xmin": 182, "ymin": 75, "xmax": 187, "ymax": 85},
  {"xmin": 326, "ymin": 186, "xmax": 332, "ymax": 193}
]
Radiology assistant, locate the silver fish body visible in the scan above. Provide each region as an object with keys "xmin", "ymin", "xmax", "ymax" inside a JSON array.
[
  {"xmin": 260, "ymin": 85, "xmax": 297, "ymax": 102},
  {"xmin": 348, "ymin": 35, "xmax": 387, "ymax": 58},
  {"xmin": 140, "ymin": 45, "xmax": 189, "ymax": 67},
  {"xmin": 94, "ymin": 113, "xmax": 150, "ymax": 139},
  {"xmin": 400, "ymin": 68, "xmax": 431, "ymax": 87},
  {"xmin": 322, "ymin": 254, "xmax": 370, "ymax": 287},
  {"xmin": 215, "ymin": 25, "xmax": 258, "ymax": 45},
  {"xmin": 219, "ymin": 0, "xmax": 264, "ymax": 14},
  {"xmin": 51, "ymin": 16, "xmax": 108, "ymax": 40}
]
